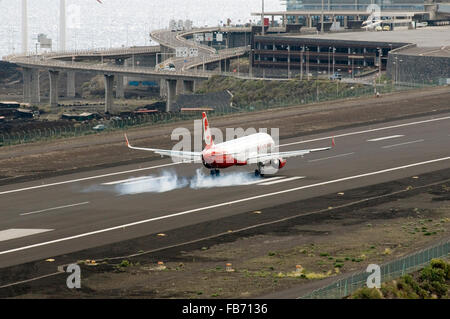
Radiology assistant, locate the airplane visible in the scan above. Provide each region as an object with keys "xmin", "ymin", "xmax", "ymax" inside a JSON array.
[
  {"xmin": 125, "ymin": 112, "xmax": 334, "ymax": 177},
  {"xmin": 362, "ymin": 12, "xmax": 383, "ymax": 30}
]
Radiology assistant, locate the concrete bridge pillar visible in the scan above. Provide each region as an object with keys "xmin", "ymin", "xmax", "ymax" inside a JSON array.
[
  {"xmin": 176, "ymin": 80, "xmax": 184, "ymax": 96},
  {"xmin": 22, "ymin": 68, "xmax": 32, "ymax": 103},
  {"xmin": 183, "ymin": 80, "xmax": 195, "ymax": 94},
  {"xmin": 116, "ymin": 74, "xmax": 125, "ymax": 99},
  {"xmin": 30, "ymin": 69, "xmax": 40, "ymax": 104},
  {"xmin": 160, "ymin": 79, "xmax": 167, "ymax": 97},
  {"xmin": 67, "ymin": 71, "xmax": 76, "ymax": 98},
  {"xmin": 166, "ymin": 79, "xmax": 177, "ymax": 112},
  {"xmin": 49, "ymin": 70, "xmax": 60, "ymax": 108},
  {"xmin": 104, "ymin": 74, "xmax": 114, "ymax": 113}
]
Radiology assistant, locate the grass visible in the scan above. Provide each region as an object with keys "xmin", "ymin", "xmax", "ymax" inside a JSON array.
[{"xmin": 195, "ymin": 75, "xmax": 368, "ymax": 108}]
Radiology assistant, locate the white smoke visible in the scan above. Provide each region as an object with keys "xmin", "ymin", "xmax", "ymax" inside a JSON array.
[
  {"xmin": 111, "ymin": 169, "xmax": 260, "ymax": 195},
  {"xmin": 115, "ymin": 170, "xmax": 188, "ymax": 195},
  {"xmin": 190, "ymin": 169, "xmax": 258, "ymax": 189}
]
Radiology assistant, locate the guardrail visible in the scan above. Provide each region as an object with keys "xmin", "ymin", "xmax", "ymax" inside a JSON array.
[{"xmin": 5, "ymin": 56, "xmax": 210, "ymax": 79}]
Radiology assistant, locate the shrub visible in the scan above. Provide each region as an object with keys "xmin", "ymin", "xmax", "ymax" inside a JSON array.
[
  {"xmin": 351, "ymin": 287, "xmax": 383, "ymax": 299},
  {"xmin": 119, "ymin": 260, "xmax": 131, "ymax": 268}
]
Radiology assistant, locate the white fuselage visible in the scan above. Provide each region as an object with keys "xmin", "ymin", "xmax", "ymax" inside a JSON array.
[{"xmin": 201, "ymin": 133, "xmax": 275, "ymax": 169}]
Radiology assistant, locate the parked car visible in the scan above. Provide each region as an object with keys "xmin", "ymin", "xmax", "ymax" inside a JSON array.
[
  {"xmin": 330, "ymin": 72, "xmax": 342, "ymax": 81},
  {"xmin": 92, "ymin": 124, "xmax": 106, "ymax": 131},
  {"xmin": 164, "ymin": 63, "xmax": 176, "ymax": 71},
  {"xmin": 383, "ymin": 25, "xmax": 391, "ymax": 31}
]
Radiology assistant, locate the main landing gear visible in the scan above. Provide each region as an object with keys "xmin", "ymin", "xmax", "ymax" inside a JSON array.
[
  {"xmin": 255, "ymin": 163, "xmax": 265, "ymax": 177},
  {"xmin": 254, "ymin": 169, "xmax": 265, "ymax": 177},
  {"xmin": 210, "ymin": 169, "xmax": 220, "ymax": 177}
]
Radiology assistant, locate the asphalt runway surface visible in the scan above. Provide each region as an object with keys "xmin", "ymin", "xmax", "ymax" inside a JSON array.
[{"xmin": 0, "ymin": 112, "xmax": 449, "ymax": 269}]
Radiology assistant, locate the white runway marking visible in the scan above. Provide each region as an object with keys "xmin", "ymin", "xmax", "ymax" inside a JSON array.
[
  {"xmin": 244, "ymin": 176, "xmax": 285, "ymax": 185},
  {"xmin": 102, "ymin": 177, "xmax": 163, "ymax": 186},
  {"xmin": 308, "ymin": 153, "xmax": 354, "ymax": 163},
  {"xmin": 382, "ymin": 139, "xmax": 425, "ymax": 149},
  {"xmin": 367, "ymin": 135, "xmax": 404, "ymax": 142},
  {"xmin": 258, "ymin": 176, "xmax": 305, "ymax": 186},
  {"xmin": 0, "ymin": 162, "xmax": 183, "ymax": 196},
  {"xmin": 0, "ymin": 229, "xmax": 53, "ymax": 242},
  {"xmin": 20, "ymin": 202, "xmax": 90, "ymax": 216},
  {"xmin": 1, "ymin": 156, "xmax": 449, "ymax": 256},
  {"xmin": 279, "ymin": 115, "xmax": 450, "ymax": 147}
]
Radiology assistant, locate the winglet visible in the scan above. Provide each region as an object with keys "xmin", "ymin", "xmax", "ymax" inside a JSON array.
[
  {"xmin": 332, "ymin": 137, "xmax": 335, "ymax": 148},
  {"xmin": 124, "ymin": 134, "xmax": 130, "ymax": 147}
]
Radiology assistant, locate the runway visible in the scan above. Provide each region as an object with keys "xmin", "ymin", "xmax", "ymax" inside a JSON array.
[{"xmin": 0, "ymin": 112, "xmax": 449, "ymax": 268}]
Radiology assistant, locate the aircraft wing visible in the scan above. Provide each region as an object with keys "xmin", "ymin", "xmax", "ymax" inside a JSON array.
[
  {"xmin": 125, "ymin": 134, "xmax": 202, "ymax": 161},
  {"xmin": 245, "ymin": 137, "xmax": 335, "ymax": 164},
  {"xmin": 245, "ymin": 147, "xmax": 331, "ymax": 164}
]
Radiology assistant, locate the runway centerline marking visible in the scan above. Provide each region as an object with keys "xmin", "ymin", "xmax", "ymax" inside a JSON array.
[
  {"xmin": 259, "ymin": 176, "xmax": 305, "ymax": 186},
  {"xmin": 367, "ymin": 135, "xmax": 404, "ymax": 142},
  {"xmin": 308, "ymin": 153, "xmax": 354, "ymax": 163},
  {"xmin": 102, "ymin": 177, "xmax": 163, "ymax": 186},
  {"xmin": 382, "ymin": 139, "xmax": 425, "ymax": 149},
  {"xmin": 244, "ymin": 176, "xmax": 285, "ymax": 185},
  {"xmin": 279, "ymin": 115, "xmax": 450, "ymax": 147},
  {"xmin": 0, "ymin": 162, "xmax": 183, "ymax": 196},
  {"xmin": 1, "ymin": 156, "xmax": 449, "ymax": 256},
  {"xmin": 0, "ymin": 229, "xmax": 53, "ymax": 242},
  {"xmin": 20, "ymin": 202, "xmax": 90, "ymax": 216}
]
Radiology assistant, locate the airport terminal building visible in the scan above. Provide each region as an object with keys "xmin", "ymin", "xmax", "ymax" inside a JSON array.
[
  {"xmin": 248, "ymin": 0, "xmax": 450, "ymax": 79},
  {"xmin": 285, "ymin": 0, "xmax": 426, "ymax": 11}
]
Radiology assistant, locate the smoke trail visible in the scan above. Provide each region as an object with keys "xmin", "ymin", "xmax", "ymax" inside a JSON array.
[
  {"xmin": 189, "ymin": 169, "xmax": 258, "ymax": 189},
  {"xmin": 97, "ymin": 169, "xmax": 261, "ymax": 195},
  {"xmin": 115, "ymin": 170, "xmax": 188, "ymax": 195}
]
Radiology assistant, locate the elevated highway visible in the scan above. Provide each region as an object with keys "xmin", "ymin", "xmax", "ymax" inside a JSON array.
[{"xmin": 3, "ymin": 27, "xmax": 252, "ymax": 112}]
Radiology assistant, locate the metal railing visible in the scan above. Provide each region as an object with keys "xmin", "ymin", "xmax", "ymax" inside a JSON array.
[{"xmin": 301, "ymin": 238, "xmax": 450, "ymax": 299}]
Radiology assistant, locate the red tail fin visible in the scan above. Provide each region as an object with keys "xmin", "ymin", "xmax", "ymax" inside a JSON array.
[{"xmin": 202, "ymin": 112, "xmax": 214, "ymax": 148}]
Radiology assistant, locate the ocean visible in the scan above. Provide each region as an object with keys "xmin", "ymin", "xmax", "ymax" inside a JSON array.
[{"xmin": 0, "ymin": 0, "xmax": 283, "ymax": 59}]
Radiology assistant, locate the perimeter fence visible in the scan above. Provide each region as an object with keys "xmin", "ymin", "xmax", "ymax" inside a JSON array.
[
  {"xmin": 0, "ymin": 80, "xmax": 440, "ymax": 146},
  {"xmin": 301, "ymin": 239, "xmax": 450, "ymax": 299}
]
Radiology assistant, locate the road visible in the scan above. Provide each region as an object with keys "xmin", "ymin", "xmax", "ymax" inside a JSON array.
[
  {"xmin": 150, "ymin": 29, "xmax": 248, "ymax": 72},
  {"xmin": 0, "ymin": 112, "xmax": 449, "ymax": 269}
]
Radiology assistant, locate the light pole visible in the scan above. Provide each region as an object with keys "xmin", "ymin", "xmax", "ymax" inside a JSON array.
[
  {"xmin": 22, "ymin": 0, "xmax": 28, "ymax": 54},
  {"xmin": 378, "ymin": 47, "xmax": 382, "ymax": 78},
  {"xmin": 59, "ymin": 0, "xmax": 66, "ymax": 51},
  {"xmin": 306, "ymin": 47, "xmax": 310, "ymax": 80},
  {"xmin": 332, "ymin": 47, "xmax": 336, "ymax": 75},
  {"xmin": 321, "ymin": 0, "xmax": 325, "ymax": 34},
  {"xmin": 394, "ymin": 55, "xmax": 398, "ymax": 84},
  {"xmin": 328, "ymin": 46, "xmax": 331, "ymax": 75},
  {"xmin": 351, "ymin": 51, "xmax": 355, "ymax": 79},
  {"xmin": 288, "ymin": 45, "xmax": 291, "ymax": 79},
  {"xmin": 261, "ymin": 0, "xmax": 265, "ymax": 36},
  {"xmin": 300, "ymin": 48, "xmax": 304, "ymax": 80}
]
